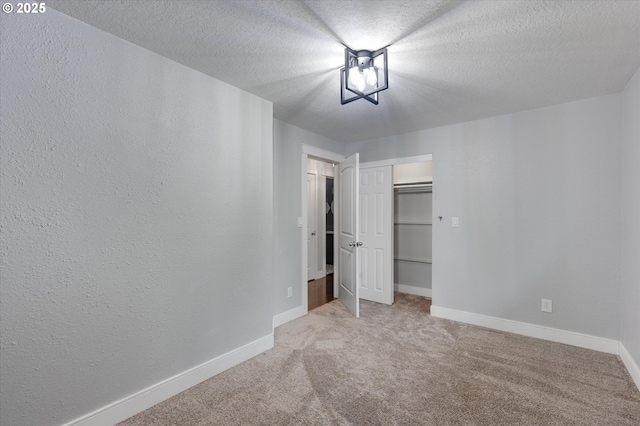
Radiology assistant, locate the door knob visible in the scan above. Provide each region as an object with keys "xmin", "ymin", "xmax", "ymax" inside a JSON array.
[
  {"xmin": 356, "ymin": 242, "xmax": 363, "ymax": 247},
  {"xmin": 311, "ymin": 232, "xmax": 316, "ymax": 235},
  {"xmin": 348, "ymin": 241, "xmax": 356, "ymax": 247}
]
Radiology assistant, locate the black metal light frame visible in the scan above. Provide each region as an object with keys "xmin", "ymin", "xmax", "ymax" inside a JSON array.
[{"xmin": 340, "ymin": 46, "xmax": 388, "ymax": 105}]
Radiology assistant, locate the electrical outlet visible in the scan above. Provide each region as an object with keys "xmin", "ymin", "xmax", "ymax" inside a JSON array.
[
  {"xmin": 287, "ymin": 287, "xmax": 292, "ymax": 298},
  {"xmin": 541, "ymin": 299, "xmax": 552, "ymax": 313}
]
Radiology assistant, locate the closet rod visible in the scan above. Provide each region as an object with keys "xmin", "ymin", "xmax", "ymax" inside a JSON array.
[
  {"xmin": 393, "ymin": 183, "xmax": 432, "ymax": 189},
  {"xmin": 394, "ymin": 183, "xmax": 432, "ymax": 193}
]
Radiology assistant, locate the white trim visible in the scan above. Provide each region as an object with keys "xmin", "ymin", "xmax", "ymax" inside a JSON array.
[
  {"xmin": 62, "ymin": 334, "xmax": 274, "ymax": 426},
  {"xmin": 333, "ymin": 170, "xmax": 340, "ymax": 298},
  {"xmin": 301, "ymin": 153, "xmax": 309, "ymax": 317},
  {"xmin": 620, "ymin": 342, "xmax": 640, "ymax": 392},
  {"xmin": 302, "ymin": 145, "xmax": 346, "ymax": 163},
  {"xmin": 430, "ymin": 306, "xmax": 619, "ymax": 355},
  {"xmin": 395, "ymin": 284, "xmax": 432, "ymax": 298},
  {"xmin": 273, "ymin": 305, "xmax": 307, "ymax": 328},
  {"xmin": 360, "ymin": 153, "xmax": 433, "ymax": 169}
]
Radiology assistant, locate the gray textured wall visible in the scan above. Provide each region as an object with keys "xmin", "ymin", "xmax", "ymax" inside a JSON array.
[
  {"xmin": 0, "ymin": 10, "xmax": 273, "ymax": 426},
  {"xmin": 273, "ymin": 120, "xmax": 344, "ymax": 316},
  {"xmin": 347, "ymin": 93, "xmax": 623, "ymax": 340},
  {"xmin": 621, "ymin": 68, "xmax": 640, "ymax": 368}
]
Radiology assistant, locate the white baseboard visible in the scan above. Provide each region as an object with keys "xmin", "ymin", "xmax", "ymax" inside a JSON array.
[
  {"xmin": 430, "ymin": 305, "xmax": 619, "ymax": 355},
  {"xmin": 63, "ymin": 333, "xmax": 274, "ymax": 426},
  {"xmin": 620, "ymin": 342, "xmax": 640, "ymax": 392},
  {"xmin": 273, "ymin": 305, "xmax": 307, "ymax": 328},
  {"xmin": 395, "ymin": 283, "xmax": 432, "ymax": 298}
]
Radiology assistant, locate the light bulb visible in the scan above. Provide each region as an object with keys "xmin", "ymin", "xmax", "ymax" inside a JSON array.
[
  {"xmin": 349, "ymin": 68, "xmax": 365, "ymax": 92},
  {"xmin": 348, "ymin": 66, "xmax": 360, "ymax": 86},
  {"xmin": 366, "ymin": 67, "xmax": 377, "ymax": 86},
  {"xmin": 362, "ymin": 68, "xmax": 371, "ymax": 84}
]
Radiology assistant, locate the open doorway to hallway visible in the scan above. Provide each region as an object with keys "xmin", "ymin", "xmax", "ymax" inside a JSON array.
[
  {"xmin": 307, "ymin": 158, "xmax": 336, "ymax": 311},
  {"xmin": 308, "ymin": 274, "xmax": 334, "ymax": 311}
]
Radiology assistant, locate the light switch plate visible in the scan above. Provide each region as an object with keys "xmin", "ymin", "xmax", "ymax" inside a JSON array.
[
  {"xmin": 297, "ymin": 217, "xmax": 302, "ymax": 228},
  {"xmin": 452, "ymin": 217, "xmax": 459, "ymax": 227}
]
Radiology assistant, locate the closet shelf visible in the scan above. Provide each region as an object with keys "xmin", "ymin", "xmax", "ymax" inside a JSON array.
[
  {"xmin": 394, "ymin": 221, "xmax": 432, "ymax": 225},
  {"xmin": 394, "ymin": 183, "xmax": 432, "ymax": 194},
  {"xmin": 394, "ymin": 256, "xmax": 432, "ymax": 264}
]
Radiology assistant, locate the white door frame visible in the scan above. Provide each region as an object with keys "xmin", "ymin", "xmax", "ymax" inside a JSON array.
[{"xmin": 301, "ymin": 145, "xmax": 346, "ymax": 315}]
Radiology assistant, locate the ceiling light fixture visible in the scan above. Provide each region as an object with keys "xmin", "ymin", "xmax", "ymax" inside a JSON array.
[{"xmin": 340, "ymin": 46, "xmax": 388, "ymax": 105}]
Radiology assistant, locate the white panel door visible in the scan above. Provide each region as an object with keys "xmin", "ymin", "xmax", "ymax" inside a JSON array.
[
  {"xmin": 359, "ymin": 166, "xmax": 393, "ymax": 305},
  {"xmin": 307, "ymin": 173, "xmax": 317, "ymax": 281},
  {"xmin": 338, "ymin": 153, "xmax": 360, "ymax": 317}
]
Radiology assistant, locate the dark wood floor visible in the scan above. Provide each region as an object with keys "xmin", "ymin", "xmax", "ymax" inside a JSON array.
[{"xmin": 308, "ymin": 273, "xmax": 334, "ymax": 311}]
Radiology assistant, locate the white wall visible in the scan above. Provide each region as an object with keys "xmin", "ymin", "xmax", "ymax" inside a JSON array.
[
  {"xmin": 621, "ymin": 67, "xmax": 640, "ymax": 368},
  {"xmin": 393, "ymin": 161, "xmax": 433, "ymax": 184},
  {"xmin": 347, "ymin": 93, "xmax": 622, "ymax": 340},
  {"xmin": 273, "ymin": 120, "xmax": 343, "ymax": 317},
  {"xmin": 0, "ymin": 10, "xmax": 273, "ymax": 426}
]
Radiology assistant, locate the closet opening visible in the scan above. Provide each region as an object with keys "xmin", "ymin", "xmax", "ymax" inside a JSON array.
[
  {"xmin": 358, "ymin": 158, "xmax": 433, "ymax": 307},
  {"xmin": 393, "ymin": 161, "xmax": 433, "ymax": 299},
  {"xmin": 307, "ymin": 158, "xmax": 336, "ymax": 311}
]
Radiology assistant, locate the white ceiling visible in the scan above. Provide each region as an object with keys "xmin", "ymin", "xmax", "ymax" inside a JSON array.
[{"xmin": 48, "ymin": 0, "xmax": 640, "ymax": 144}]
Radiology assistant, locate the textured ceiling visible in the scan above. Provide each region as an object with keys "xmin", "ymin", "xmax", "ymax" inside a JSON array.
[{"xmin": 48, "ymin": 0, "xmax": 640, "ymax": 144}]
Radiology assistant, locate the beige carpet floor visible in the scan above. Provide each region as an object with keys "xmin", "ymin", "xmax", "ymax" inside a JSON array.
[{"xmin": 120, "ymin": 293, "xmax": 640, "ymax": 425}]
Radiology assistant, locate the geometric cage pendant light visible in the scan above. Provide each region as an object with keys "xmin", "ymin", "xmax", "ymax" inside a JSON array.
[{"xmin": 340, "ymin": 46, "xmax": 388, "ymax": 105}]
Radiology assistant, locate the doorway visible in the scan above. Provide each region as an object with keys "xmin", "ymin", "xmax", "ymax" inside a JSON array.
[
  {"xmin": 300, "ymin": 151, "xmax": 434, "ymax": 319},
  {"xmin": 393, "ymin": 161, "xmax": 433, "ymax": 299},
  {"xmin": 358, "ymin": 155, "xmax": 433, "ymax": 306},
  {"xmin": 300, "ymin": 151, "xmax": 434, "ymax": 317},
  {"xmin": 301, "ymin": 146, "xmax": 361, "ymax": 318},
  {"xmin": 307, "ymin": 158, "xmax": 336, "ymax": 311}
]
